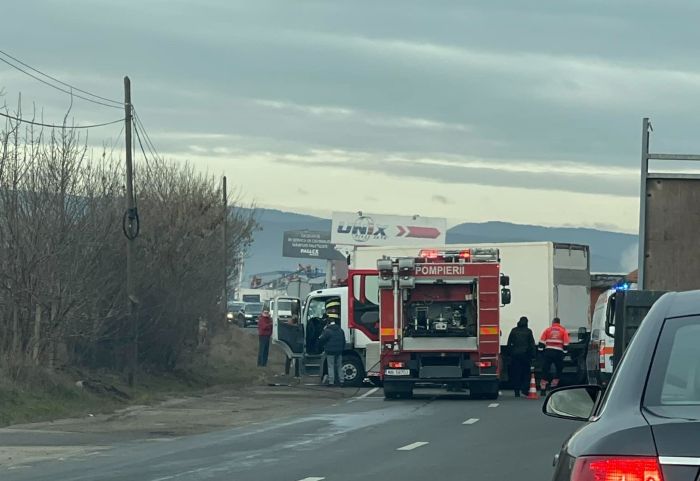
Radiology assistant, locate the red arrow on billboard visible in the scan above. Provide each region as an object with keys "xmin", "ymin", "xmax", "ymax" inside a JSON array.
[
  {"xmin": 406, "ymin": 226, "xmax": 441, "ymax": 239},
  {"xmin": 397, "ymin": 226, "xmax": 407, "ymax": 237}
]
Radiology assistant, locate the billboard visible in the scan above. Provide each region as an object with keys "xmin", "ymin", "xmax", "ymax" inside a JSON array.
[
  {"xmin": 282, "ymin": 230, "xmax": 345, "ymax": 260},
  {"xmin": 331, "ymin": 211, "xmax": 447, "ymax": 247}
]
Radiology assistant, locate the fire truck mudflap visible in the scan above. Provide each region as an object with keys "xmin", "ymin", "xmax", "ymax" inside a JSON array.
[{"xmin": 377, "ymin": 249, "xmax": 510, "ymax": 400}]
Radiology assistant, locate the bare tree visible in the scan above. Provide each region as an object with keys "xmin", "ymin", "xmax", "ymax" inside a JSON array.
[{"xmin": 0, "ymin": 99, "xmax": 257, "ymax": 380}]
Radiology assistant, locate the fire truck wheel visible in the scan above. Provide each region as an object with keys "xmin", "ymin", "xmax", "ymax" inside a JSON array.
[{"xmin": 341, "ymin": 355, "xmax": 365, "ymax": 387}]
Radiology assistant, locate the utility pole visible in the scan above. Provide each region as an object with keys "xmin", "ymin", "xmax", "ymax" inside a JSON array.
[
  {"xmin": 124, "ymin": 76, "xmax": 138, "ymax": 387},
  {"xmin": 222, "ymin": 176, "xmax": 228, "ymax": 324}
]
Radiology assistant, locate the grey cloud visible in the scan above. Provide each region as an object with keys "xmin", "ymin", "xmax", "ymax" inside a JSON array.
[
  {"xmin": 270, "ymin": 152, "xmax": 638, "ymax": 198},
  {"xmin": 4, "ymin": 0, "xmax": 700, "ymax": 201}
]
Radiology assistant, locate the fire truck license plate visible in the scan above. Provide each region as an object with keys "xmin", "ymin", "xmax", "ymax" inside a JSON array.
[{"xmin": 385, "ymin": 369, "xmax": 410, "ymax": 376}]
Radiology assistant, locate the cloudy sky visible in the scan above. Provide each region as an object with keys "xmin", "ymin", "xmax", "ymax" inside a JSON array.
[{"xmin": 4, "ymin": 0, "xmax": 700, "ymax": 233}]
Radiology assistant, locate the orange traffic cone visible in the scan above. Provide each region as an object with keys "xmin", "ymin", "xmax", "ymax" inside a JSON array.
[{"xmin": 526, "ymin": 372, "xmax": 539, "ymax": 400}]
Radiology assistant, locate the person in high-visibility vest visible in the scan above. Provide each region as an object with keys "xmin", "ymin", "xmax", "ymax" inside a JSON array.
[{"xmin": 538, "ymin": 317, "xmax": 570, "ymax": 395}]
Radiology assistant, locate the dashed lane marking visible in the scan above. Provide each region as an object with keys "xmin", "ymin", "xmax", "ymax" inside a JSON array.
[
  {"xmin": 397, "ymin": 441, "xmax": 429, "ymax": 451},
  {"xmin": 488, "ymin": 403, "xmax": 499, "ymax": 408},
  {"xmin": 462, "ymin": 418, "xmax": 480, "ymax": 425},
  {"xmin": 298, "ymin": 478, "xmax": 325, "ymax": 481}
]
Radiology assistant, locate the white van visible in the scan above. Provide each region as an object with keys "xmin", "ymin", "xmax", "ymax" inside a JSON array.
[{"xmin": 586, "ymin": 283, "xmax": 634, "ymax": 387}]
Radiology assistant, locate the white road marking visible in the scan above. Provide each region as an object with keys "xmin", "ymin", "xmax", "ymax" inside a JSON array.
[
  {"xmin": 397, "ymin": 441, "xmax": 429, "ymax": 451},
  {"xmin": 347, "ymin": 387, "xmax": 380, "ymax": 403},
  {"xmin": 298, "ymin": 478, "xmax": 325, "ymax": 481},
  {"xmin": 357, "ymin": 387, "xmax": 379, "ymax": 399},
  {"xmin": 462, "ymin": 418, "xmax": 480, "ymax": 425},
  {"xmin": 488, "ymin": 403, "xmax": 499, "ymax": 408}
]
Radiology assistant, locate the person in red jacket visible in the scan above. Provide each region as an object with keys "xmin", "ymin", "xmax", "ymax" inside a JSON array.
[
  {"xmin": 257, "ymin": 309, "xmax": 273, "ymax": 367},
  {"xmin": 538, "ymin": 317, "xmax": 570, "ymax": 395}
]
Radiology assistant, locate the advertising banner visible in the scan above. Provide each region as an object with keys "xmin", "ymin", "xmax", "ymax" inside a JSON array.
[
  {"xmin": 282, "ymin": 230, "xmax": 344, "ymax": 260},
  {"xmin": 331, "ymin": 212, "xmax": 447, "ymax": 247}
]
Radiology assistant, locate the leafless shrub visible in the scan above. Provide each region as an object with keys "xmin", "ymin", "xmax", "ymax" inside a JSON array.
[{"xmin": 0, "ymin": 102, "xmax": 256, "ymax": 380}]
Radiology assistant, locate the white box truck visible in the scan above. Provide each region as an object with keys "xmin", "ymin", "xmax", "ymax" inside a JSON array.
[{"xmin": 352, "ymin": 242, "xmax": 591, "ymax": 384}]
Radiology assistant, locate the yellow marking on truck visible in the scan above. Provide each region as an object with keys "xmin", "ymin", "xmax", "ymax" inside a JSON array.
[{"xmin": 480, "ymin": 326, "xmax": 498, "ymax": 335}]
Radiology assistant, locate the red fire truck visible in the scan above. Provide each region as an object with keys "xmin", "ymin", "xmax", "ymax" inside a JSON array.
[{"xmin": 376, "ymin": 248, "xmax": 511, "ymax": 399}]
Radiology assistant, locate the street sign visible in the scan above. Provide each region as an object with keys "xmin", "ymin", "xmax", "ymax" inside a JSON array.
[
  {"xmin": 331, "ymin": 212, "xmax": 447, "ymax": 247},
  {"xmin": 282, "ymin": 230, "xmax": 344, "ymax": 260}
]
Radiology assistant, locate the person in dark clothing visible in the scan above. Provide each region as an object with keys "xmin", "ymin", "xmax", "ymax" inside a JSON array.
[
  {"xmin": 507, "ymin": 316, "xmax": 536, "ymax": 397},
  {"xmin": 284, "ymin": 315, "xmax": 302, "ymax": 377},
  {"xmin": 318, "ymin": 298, "xmax": 346, "ymax": 386},
  {"xmin": 257, "ymin": 309, "xmax": 273, "ymax": 367}
]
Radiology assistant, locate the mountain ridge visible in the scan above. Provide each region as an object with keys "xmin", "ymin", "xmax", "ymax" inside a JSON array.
[{"xmin": 242, "ymin": 208, "xmax": 638, "ymax": 279}]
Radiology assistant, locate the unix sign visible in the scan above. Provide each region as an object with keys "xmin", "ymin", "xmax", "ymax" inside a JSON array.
[{"xmin": 415, "ymin": 264, "xmax": 468, "ymax": 277}]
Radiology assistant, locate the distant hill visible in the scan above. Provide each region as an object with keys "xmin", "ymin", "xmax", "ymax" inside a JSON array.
[
  {"xmin": 242, "ymin": 209, "xmax": 638, "ymax": 280},
  {"xmin": 447, "ymin": 221, "xmax": 638, "ymax": 275}
]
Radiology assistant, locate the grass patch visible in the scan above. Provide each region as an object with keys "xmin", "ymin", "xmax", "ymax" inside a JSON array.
[
  {"xmin": 0, "ymin": 372, "xmax": 126, "ymax": 426},
  {"xmin": 0, "ymin": 326, "xmax": 286, "ymax": 427}
]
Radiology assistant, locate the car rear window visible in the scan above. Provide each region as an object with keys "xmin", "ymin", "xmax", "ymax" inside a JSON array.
[
  {"xmin": 645, "ymin": 316, "xmax": 700, "ymax": 407},
  {"xmin": 247, "ymin": 303, "xmax": 263, "ymax": 313}
]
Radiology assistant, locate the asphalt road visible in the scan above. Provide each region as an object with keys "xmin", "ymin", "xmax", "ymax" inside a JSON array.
[{"xmin": 1, "ymin": 388, "xmax": 581, "ymax": 481}]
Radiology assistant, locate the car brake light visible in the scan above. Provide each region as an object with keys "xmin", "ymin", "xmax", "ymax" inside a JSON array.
[
  {"xmin": 476, "ymin": 361, "xmax": 492, "ymax": 368},
  {"xmin": 572, "ymin": 456, "xmax": 664, "ymax": 481},
  {"xmin": 388, "ymin": 361, "xmax": 406, "ymax": 368},
  {"xmin": 419, "ymin": 249, "xmax": 440, "ymax": 259}
]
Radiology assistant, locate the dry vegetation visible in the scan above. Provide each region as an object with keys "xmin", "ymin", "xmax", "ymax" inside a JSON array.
[{"xmin": 0, "ymin": 105, "xmax": 260, "ymax": 424}]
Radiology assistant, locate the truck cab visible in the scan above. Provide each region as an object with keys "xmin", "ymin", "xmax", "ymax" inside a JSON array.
[{"xmin": 270, "ymin": 278, "xmax": 381, "ymax": 386}]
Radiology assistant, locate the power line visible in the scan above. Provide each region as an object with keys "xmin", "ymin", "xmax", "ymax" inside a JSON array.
[
  {"xmin": 108, "ymin": 124, "xmax": 125, "ymax": 158},
  {"xmin": 0, "ymin": 55, "xmax": 123, "ymax": 110},
  {"xmin": 0, "ymin": 48, "xmax": 123, "ymax": 106},
  {"xmin": 0, "ymin": 111, "xmax": 124, "ymax": 129},
  {"xmin": 133, "ymin": 113, "xmax": 157, "ymax": 159},
  {"xmin": 133, "ymin": 109, "xmax": 163, "ymax": 162}
]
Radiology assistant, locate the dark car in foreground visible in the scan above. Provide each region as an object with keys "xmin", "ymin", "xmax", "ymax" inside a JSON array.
[
  {"xmin": 544, "ymin": 290, "xmax": 700, "ymax": 481},
  {"xmin": 237, "ymin": 302, "xmax": 263, "ymax": 327}
]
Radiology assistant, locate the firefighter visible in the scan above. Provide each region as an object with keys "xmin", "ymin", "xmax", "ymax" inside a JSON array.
[
  {"xmin": 507, "ymin": 316, "xmax": 536, "ymax": 397},
  {"xmin": 537, "ymin": 317, "xmax": 570, "ymax": 395},
  {"xmin": 318, "ymin": 298, "xmax": 346, "ymax": 386}
]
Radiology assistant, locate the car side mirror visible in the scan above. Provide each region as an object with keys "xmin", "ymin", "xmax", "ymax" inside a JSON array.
[
  {"xmin": 501, "ymin": 288, "xmax": 511, "ymax": 305},
  {"xmin": 500, "ymin": 275, "xmax": 510, "ymax": 287},
  {"xmin": 606, "ymin": 325, "xmax": 615, "ymax": 337},
  {"xmin": 543, "ymin": 385, "xmax": 602, "ymax": 421}
]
